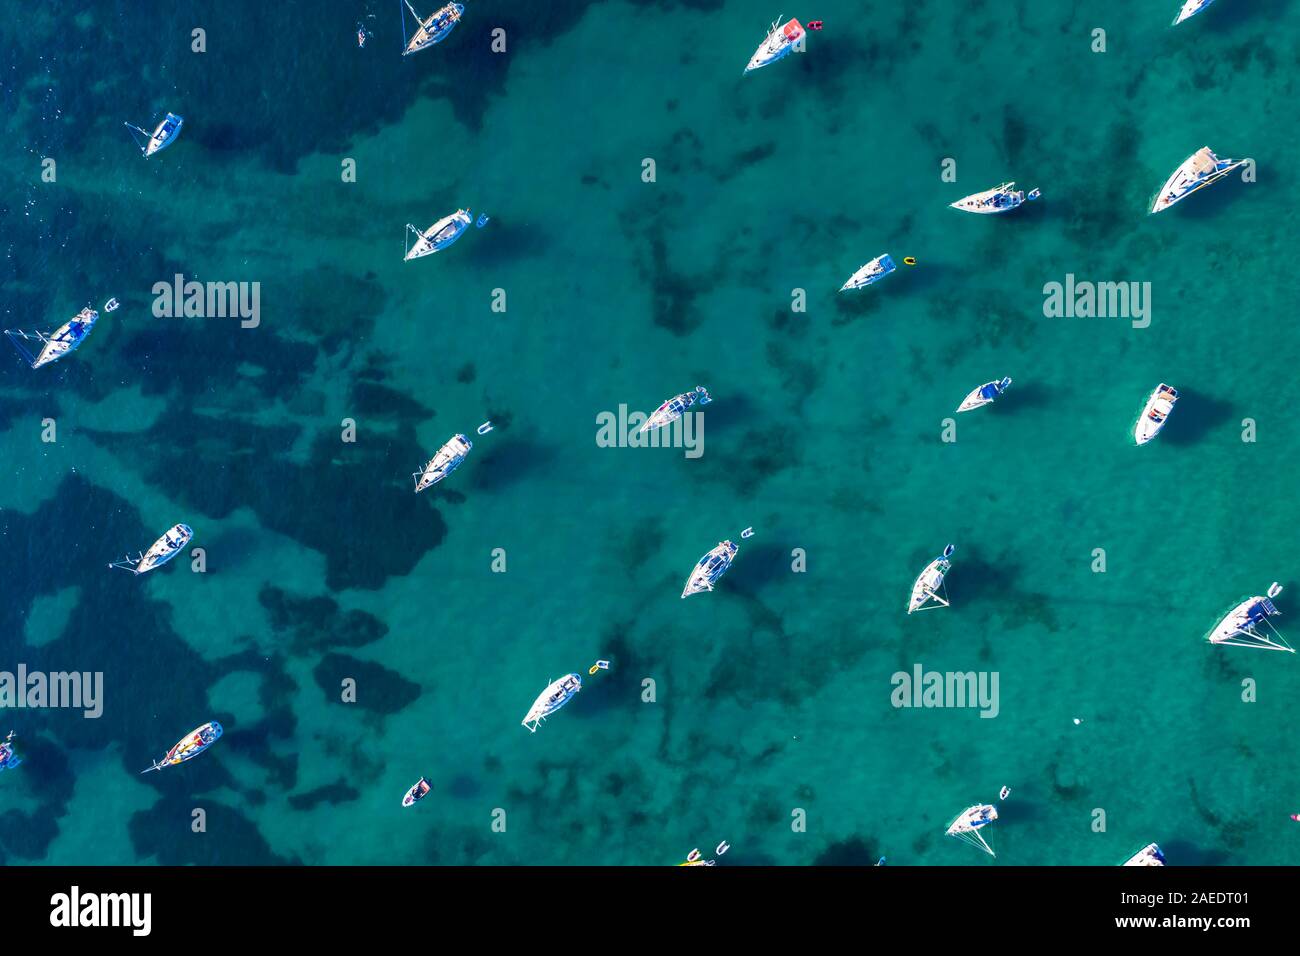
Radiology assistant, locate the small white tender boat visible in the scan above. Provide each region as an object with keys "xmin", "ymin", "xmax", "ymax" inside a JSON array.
[
  {"xmin": 946, "ymin": 804, "xmax": 998, "ymax": 856},
  {"xmin": 950, "ymin": 182, "xmax": 1039, "ymax": 214},
  {"xmin": 5, "ymin": 307, "xmax": 98, "ymax": 369},
  {"xmin": 1173, "ymin": 0, "xmax": 1217, "ymax": 25},
  {"xmin": 641, "ymin": 386, "xmax": 711, "ymax": 433},
  {"xmin": 744, "ymin": 15, "xmax": 804, "ymax": 74},
  {"xmin": 109, "ymin": 523, "xmax": 194, "ymax": 575},
  {"xmin": 1208, "ymin": 583, "xmax": 1293, "ymax": 652},
  {"xmin": 405, "ymin": 209, "xmax": 472, "ymax": 260},
  {"xmin": 682, "ymin": 540, "xmax": 739, "ymax": 598},
  {"xmin": 1151, "ymin": 147, "xmax": 1245, "ymax": 213},
  {"xmin": 908, "ymin": 544, "xmax": 954, "ymax": 614},
  {"xmin": 414, "ymin": 434, "xmax": 472, "ymax": 492},
  {"xmin": 522, "ymin": 674, "xmax": 582, "ymax": 732},
  {"xmin": 403, "ymin": 2, "xmax": 464, "ymax": 55},
  {"xmin": 402, "ymin": 777, "xmax": 432, "ymax": 807},
  {"xmin": 125, "ymin": 112, "xmax": 183, "ymax": 158},
  {"xmin": 840, "ymin": 254, "xmax": 897, "ymax": 292},
  {"xmin": 956, "ymin": 377, "xmax": 1012, "ymax": 413},
  {"xmin": 1134, "ymin": 384, "xmax": 1178, "ymax": 445},
  {"xmin": 1122, "ymin": 843, "xmax": 1166, "ymax": 866}
]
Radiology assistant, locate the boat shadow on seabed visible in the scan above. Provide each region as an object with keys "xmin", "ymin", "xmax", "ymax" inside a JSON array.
[{"xmin": 1157, "ymin": 389, "xmax": 1233, "ymax": 447}]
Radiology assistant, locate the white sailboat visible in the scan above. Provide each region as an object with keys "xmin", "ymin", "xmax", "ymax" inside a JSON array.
[
  {"xmin": 956, "ymin": 377, "xmax": 1012, "ymax": 412},
  {"xmin": 946, "ymin": 804, "xmax": 998, "ymax": 856},
  {"xmin": 743, "ymin": 15, "xmax": 805, "ymax": 74},
  {"xmin": 413, "ymin": 434, "xmax": 472, "ymax": 492},
  {"xmin": 839, "ymin": 254, "xmax": 897, "ymax": 292},
  {"xmin": 405, "ymin": 209, "xmax": 472, "ymax": 260},
  {"xmin": 908, "ymin": 544, "xmax": 954, "ymax": 614},
  {"xmin": 5, "ymin": 307, "xmax": 98, "ymax": 369},
  {"xmin": 125, "ymin": 112, "xmax": 183, "ymax": 157},
  {"xmin": 522, "ymin": 674, "xmax": 582, "ymax": 732},
  {"xmin": 682, "ymin": 540, "xmax": 739, "ymax": 598},
  {"xmin": 1173, "ymin": 0, "xmax": 1218, "ymax": 25},
  {"xmin": 402, "ymin": 2, "xmax": 464, "ymax": 56},
  {"xmin": 108, "ymin": 523, "xmax": 193, "ymax": 575},
  {"xmin": 641, "ymin": 386, "xmax": 711, "ymax": 433},
  {"xmin": 950, "ymin": 182, "xmax": 1040, "ymax": 214},
  {"xmin": 1134, "ymin": 384, "xmax": 1179, "ymax": 445},
  {"xmin": 1207, "ymin": 583, "xmax": 1293, "ymax": 652},
  {"xmin": 1150, "ymin": 147, "xmax": 1245, "ymax": 213},
  {"xmin": 1122, "ymin": 843, "xmax": 1166, "ymax": 866}
]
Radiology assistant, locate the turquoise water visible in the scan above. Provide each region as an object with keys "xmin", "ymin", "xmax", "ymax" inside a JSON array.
[{"xmin": 1, "ymin": 0, "xmax": 1299, "ymax": 865}]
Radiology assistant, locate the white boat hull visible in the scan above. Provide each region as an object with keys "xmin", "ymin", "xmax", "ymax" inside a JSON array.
[
  {"xmin": 744, "ymin": 18, "xmax": 804, "ymax": 74},
  {"xmin": 404, "ymin": 3, "xmax": 464, "ymax": 55},
  {"xmin": 908, "ymin": 557, "xmax": 950, "ymax": 613},
  {"xmin": 405, "ymin": 209, "xmax": 472, "ymax": 260},
  {"xmin": 950, "ymin": 182, "xmax": 1029, "ymax": 214},
  {"xmin": 1123, "ymin": 843, "xmax": 1166, "ymax": 866},
  {"xmin": 840, "ymin": 254, "xmax": 896, "ymax": 292},
  {"xmin": 522, "ymin": 674, "xmax": 582, "ymax": 732},
  {"xmin": 1174, "ymin": 0, "xmax": 1216, "ymax": 25},
  {"xmin": 29, "ymin": 307, "xmax": 98, "ymax": 369},
  {"xmin": 956, "ymin": 378, "xmax": 1010, "ymax": 413},
  {"xmin": 682, "ymin": 541, "xmax": 738, "ymax": 598},
  {"xmin": 1134, "ymin": 384, "xmax": 1178, "ymax": 445},
  {"xmin": 1150, "ymin": 147, "xmax": 1243, "ymax": 213},
  {"xmin": 135, "ymin": 523, "xmax": 194, "ymax": 574},
  {"xmin": 415, "ymin": 434, "xmax": 472, "ymax": 492}
]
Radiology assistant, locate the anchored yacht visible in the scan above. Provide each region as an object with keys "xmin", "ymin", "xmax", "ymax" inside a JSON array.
[
  {"xmin": 641, "ymin": 386, "xmax": 711, "ymax": 432},
  {"xmin": 405, "ymin": 209, "xmax": 472, "ymax": 260},
  {"xmin": 5, "ymin": 307, "xmax": 98, "ymax": 369},
  {"xmin": 1123, "ymin": 843, "xmax": 1166, "ymax": 866},
  {"xmin": 402, "ymin": 2, "xmax": 464, "ymax": 55},
  {"xmin": 909, "ymin": 544, "xmax": 954, "ymax": 614},
  {"xmin": 950, "ymin": 182, "xmax": 1039, "ymax": 214},
  {"xmin": 957, "ymin": 377, "xmax": 1012, "ymax": 412},
  {"xmin": 108, "ymin": 524, "xmax": 193, "ymax": 575},
  {"xmin": 522, "ymin": 674, "xmax": 582, "ymax": 732},
  {"xmin": 744, "ymin": 16, "xmax": 804, "ymax": 74},
  {"xmin": 1134, "ymin": 384, "xmax": 1178, "ymax": 445},
  {"xmin": 946, "ymin": 804, "xmax": 998, "ymax": 856},
  {"xmin": 682, "ymin": 541, "xmax": 739, "ymax": 598},
  {"xmin": 1173, "ymin": 0, "xmax": 1217, "ymax": 25},
  {"xmin": 1150, "ymin": 147, "xmax": 1245, "ymax": 213},
  {"xmin": 414, "ymin": 434, "xmax": 472, "ymax": 492},
  {"xmin": 140, "ymin": 721, "xmax": 223, "ymax": 773},
  {"xmin": 125, "ymin": 112, "xmax": 183, "ymax": 157},
  {"xmin": 1208, "ymin": 584, "xmax": 1293, "ymax": 652},
  {"xmin": 840, "ymin": 254, "xmax": 897, "ymax": 292}
]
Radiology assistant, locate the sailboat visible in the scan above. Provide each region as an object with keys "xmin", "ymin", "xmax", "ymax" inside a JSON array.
[
  {"xmin": 839, "ymin": 254, "xmax": 897, "ymax": 292},
  {"xmin": 956, "ymin": 377, "xmax": 1012, "ymax": 412},
  {"xmin": 402, "ymin": 2, "xmax": 464, "ymax": 55},
  {"xmin": 950, "ymin": 182, "xmax": 1040, "ymax": 214},
  {"xmin": 641, "ymin": 386, "xmax": 711, "ymax": 433},
  {"xmin": 1207, "ymin": 583, "xmax": 1293, "ymax": 652},
  {"xmin": 1150, "ymin": 147, "xmax": 1245, "ymax": 213},
  {"xmin": 1122, "ymin": 843, "xmax": 1166, "ymax": 866},
  {"xmin": 1173, "ymin": 0, "xmax": 1218, "ymax": 25},
  {"xmin": 413, "ymin": 434, "xmax": 472, "ymax": 492},
  {"xmin": 124, "ymin": 112, "xmax": 184, "ymax": 157},
  {"xmin": 743, "ymin": 15, "xmax": 805, "ymax": 74},
  {"xmin": 108, "ymin": 524, "xmax": 193, "ymax": 575},
  {"xmin": 140, "ymin": 721, "xmax": 223, "ymax": 773},
  {"xmin": 946, "ymin": 804, "xmax": 998, "ymax": 856},
  {"xmin": 682, "ymin": 540, "xmax": 740, "ymax": 598},
  {"xmin": 5, "ymin": 307, "xmax": 98, "ymax": 369},
  {"xmin": 1134, "ymin": 384, "xmax": 1178, "ymax": 445},
  {"xmin": 908, "ymin": 544, "xmax": 954, "ymax": 614},
  {"xmin": 405, "ymin": 209, "xmax": 472, "ymax": 260},
  {"xmin": 521, "ymin": 674, "xmax": 582, "ymax": 732}
]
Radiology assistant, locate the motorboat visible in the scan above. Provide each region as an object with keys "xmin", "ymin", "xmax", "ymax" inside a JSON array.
[{"xmin": 1134, "ymin": 384, "xmax": 1178, "ymax": 445}]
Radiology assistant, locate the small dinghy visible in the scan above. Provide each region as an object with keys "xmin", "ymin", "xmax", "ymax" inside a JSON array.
[
  {"xmin": 413, "ymin": 434, "xmax": 472, "ymax": 492},
  {"xmin": 357, "ymin": 24, "xmax": 369, "ymax": 47},
  {"xmin": 956, "ymin": 377, "xmax": 1012, "ymax": 412},
  {"xmin": 950, "ymin": 182, "xmax": 1039, "ymax": 214},
  {"xmin": 1134, "ymin": 383, "xmax": 1178, "ymax": 445},
  {"xmin": 140, "ymin": 721, "xmax": 222, "ymax": 773},
  {"xmin": 405, "ymin": 209, "xmax": 472, "ymax": 260},
  {"xmin": 840, "ymin": 254, "xmax": 897, "ymax": 292},
  {"xmin": 682, "ymin": 540, "xmax": 739, "ymax": 599},
  {"xmin": 5, "ymin": 307, "xmax": 98, "ymax": 369},
  {"xmin": 1173, "ymin": 0, "xmax": 1217, "ymax": 25},
  {"xmin": 104, "ymin": 298, "xmax": 120, "ymax": 312},
  {"xmin": 1122, "ymin": 843, "xmax": 1166, "ymax": 866},
  {"xmin": 522, "ymin": 674, "xmax": 582, "ymax": 733},
  {"xmin": 402, "ymin": 2, "xmax": 464, "ymax": 56},
  {"xmin": 108, "ymin": 523, "xmax": 193, "ymax": 575},
  {"xmin": 946, "ymin": 804, "xmax": 998, "ymax": 856},
  {"xmin": 0, "ymin": 731, "xmax": 20, "ymax": 774},
  {"xmin": 744, "ymin": 15, "xmax": 804, "ymax": 74},
  {"xmin": 641, "ymin": 386, "xmax": 711, "ymax": 433},
  {"xmin": 1207, "ymin": 583, "xmax": 1293, "ymax": 652},
  {"xmin": 402, "ymin": 777, "xmax": 432, "ymax": 807},
  {"xmin": 125, "ymin": 112, "xmax": 183, "ymax": 158},
  {"xmin": 908, "ymin": 544, "xmax": 954, "ymax": 614},
  {"xmin": 1150, "ymin": 147, "xmax": 1245, "ymax": 214}
]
